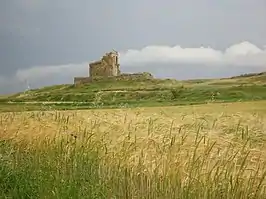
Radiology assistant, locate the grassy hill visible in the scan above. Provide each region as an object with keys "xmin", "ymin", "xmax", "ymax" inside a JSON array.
[{"xmin": 1, "ymin": 72, "xmax": 266, "ymax": 112}]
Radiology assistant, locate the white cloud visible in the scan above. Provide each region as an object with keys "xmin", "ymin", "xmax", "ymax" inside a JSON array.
[
  {"xmin": 16, "ymin": 41, "xmax": 266, "ymax": 81},
  {"xmin": 119, "ymin": 41, "xmax": 266, "ymax": 67},
  {"xmin": 15, "ymin": 63, "xmax": 88, "ymax": 82},
  {"xmin": 224, "ymin": 41, "xmax": 262, "ymax": 56},
  {"xmin": 119, "ymin": 45, "xmax": 223, "ymax": 65},
  {"xmin": 1, "ymin": 41, "xmax": 266, "ymax": 94}
]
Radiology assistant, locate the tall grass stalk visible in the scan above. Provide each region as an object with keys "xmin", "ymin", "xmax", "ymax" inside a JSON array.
[{"xmin": 1, "ymin": 110, "xmax": 266, "ymax": 198}]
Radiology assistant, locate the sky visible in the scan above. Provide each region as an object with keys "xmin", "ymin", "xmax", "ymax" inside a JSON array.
[{"xmin": 0, "ymin": 0, "xmax": 266, "ymax": 94}]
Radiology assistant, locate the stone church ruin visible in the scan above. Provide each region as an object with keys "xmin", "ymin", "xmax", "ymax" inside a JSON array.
[
  {"xmin": 89, "ymin": 50, "xmax": 120, "ymax": 77},
  {"xmin": 74, "ymin": 50, "xmax": 153, "ymax": 84}
]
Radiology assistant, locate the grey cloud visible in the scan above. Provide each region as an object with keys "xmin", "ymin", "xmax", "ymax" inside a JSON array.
[
  {"xmin": 0, "ymin": 1, "xmax": 265, "ymax": 93},
  {"xmin": 1, "ymin": 0, "xmax": 265, "ymax": 76},
  {"xmin": 1, "ymin": 41, "xmax": 265, "ymax": 94}
]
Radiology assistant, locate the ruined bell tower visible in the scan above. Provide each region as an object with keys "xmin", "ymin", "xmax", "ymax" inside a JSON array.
[{"xmin": 88, "ymin": 50, "xmax": 120, "ymax": 78}]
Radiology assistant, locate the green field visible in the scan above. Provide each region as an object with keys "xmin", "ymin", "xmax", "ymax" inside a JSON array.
[
  {"xmin": 1, "ymin": 72, "xmax": 266, "ymax": 112},
  {"xmin": 1, "ymin": 72, "xmax": 266, "ymax": 198}
]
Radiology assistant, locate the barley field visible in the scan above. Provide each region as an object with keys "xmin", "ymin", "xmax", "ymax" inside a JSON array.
[{"xmin": 1, "ymin": 101, "xmax": 266, "ymax": 198}]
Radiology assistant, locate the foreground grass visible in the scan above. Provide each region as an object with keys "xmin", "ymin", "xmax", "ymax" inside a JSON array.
[{"xmin": 1, "ymin": 101, "xmax": 266, "ymax": 198}]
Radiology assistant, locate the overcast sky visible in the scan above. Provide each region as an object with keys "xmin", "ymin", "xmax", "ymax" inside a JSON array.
[{"xmin": 0, "ymin": 0, "xmax": 266, "ymax": 94}]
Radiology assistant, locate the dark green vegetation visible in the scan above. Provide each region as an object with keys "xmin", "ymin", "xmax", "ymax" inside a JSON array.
[{"xmin": 1, "ymin": 72, "xmax": 266, "ymax": 112}]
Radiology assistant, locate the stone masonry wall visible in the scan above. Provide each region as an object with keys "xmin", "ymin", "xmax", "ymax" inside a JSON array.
[
  {"xmin": 89, "ymin": 51, "xmax": 120, "ymax": 78},
  {"xmin": 89, "ymin": 62, "xmax": 112, "ymax": 77},
  {"xmin": 74, "ymin": 77, "xmax": 92, "ymax": 84},
  {"xmin": 74, "ymin": 72, "xmax": 154, "ymax": 85},
  {"xmin": 73, "ymin": 51, "xmax": 154, "ymax": 85}
]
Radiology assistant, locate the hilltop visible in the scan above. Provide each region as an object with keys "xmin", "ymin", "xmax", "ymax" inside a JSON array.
[{"xmin": 0, "ymin": 71, "xmax": 266, "ymax": 112}]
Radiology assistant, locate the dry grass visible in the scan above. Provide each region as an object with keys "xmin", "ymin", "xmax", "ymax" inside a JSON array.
[{"xmin": 1, "ymin": 101, "xmax": 266, "ymax": 198}]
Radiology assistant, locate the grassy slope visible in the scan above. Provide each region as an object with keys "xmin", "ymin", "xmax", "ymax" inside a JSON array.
[{"xmin": 1, "ymin": 72, "xmax": 266, "ymax": 111}]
